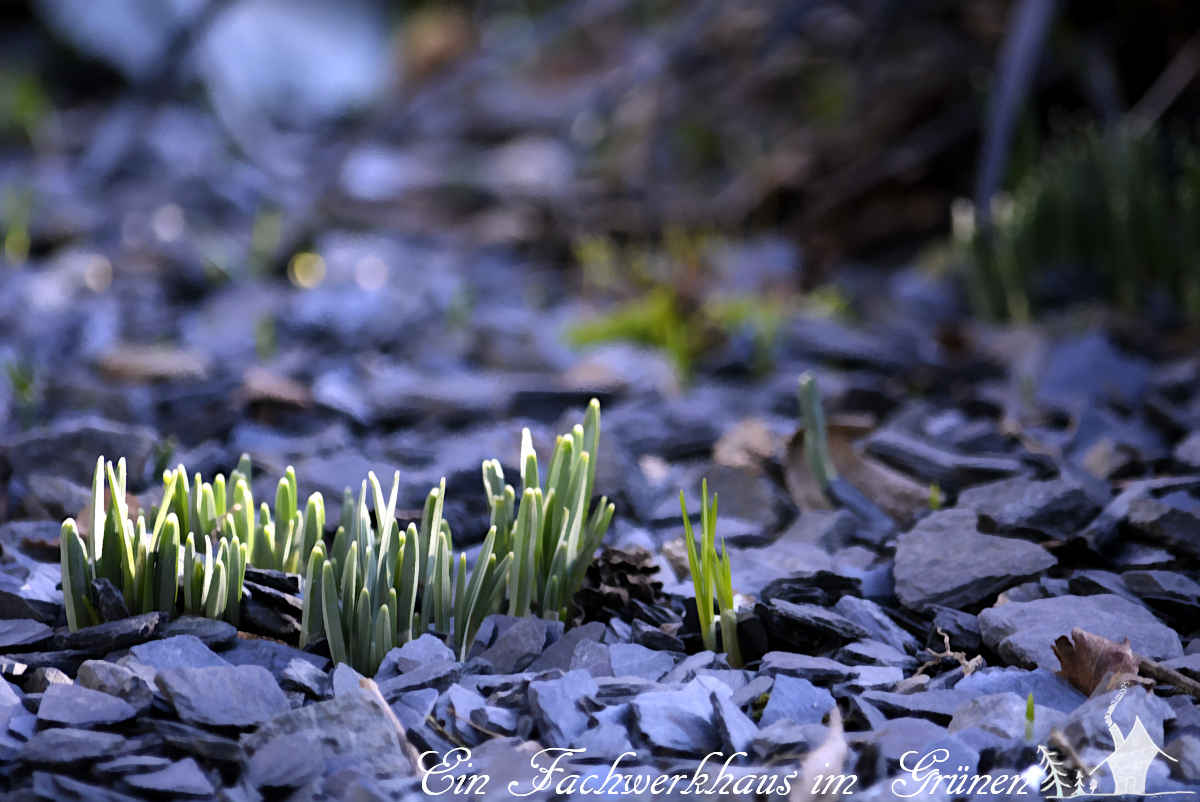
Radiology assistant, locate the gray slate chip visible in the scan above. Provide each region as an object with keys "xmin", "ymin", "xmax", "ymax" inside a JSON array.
[
  {"xmin": 761, "ymin": 675, "xmax": 835, "ymax": 726},
  {"xmin": 157, "ymin": 665, "xmax": 290, "ymax": 727},
  {"xmin": 124, "ymin": 757, "xmax": 214, "ymax": 797},
  {"xmin": 19, "ymin": 727, "xmax": 127, "ymax": 764},
  {"xmin": 37, "ymin": 683, "xmax": 135, "ymax": 726},
  {"xmin": 978, "ymin": 593, "xmax": 1182, "ymax": 670},
  {"xmin": 129, "ymin": 634, "xmax": 230, "ymax": 670}
]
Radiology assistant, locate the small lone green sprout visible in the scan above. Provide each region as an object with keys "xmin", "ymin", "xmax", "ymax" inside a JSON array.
[
  {"xmin": 797, "ymin": 371, "xmax": 837, "ymax": 489},
  {"xmin": 680, "ymin": 479, "xmax": 742, "ymax": 668},
  {"xmin": 1025, "ymin": 691, "xmax": 1035, "ymax": 741},
  {"xmin": 929, "ymin": 483, "xmax": 944, "ymax": 510}
]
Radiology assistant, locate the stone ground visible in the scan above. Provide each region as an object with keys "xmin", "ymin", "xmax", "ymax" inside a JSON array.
[
  {"xmin": 2, "ymin": 2, "xmax": 1200, "ymax": 800},
  {"xmin": 2, "ymin": 252, "xmax": 1200, "ymax": 798}
]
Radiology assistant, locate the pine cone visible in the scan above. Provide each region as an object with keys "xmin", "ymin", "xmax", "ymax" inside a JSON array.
[{"xmin": 571, "ymin": 546, "xmax": 666, "ymax": 626}]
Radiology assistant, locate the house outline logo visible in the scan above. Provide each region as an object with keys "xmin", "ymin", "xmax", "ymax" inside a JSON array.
[{"xmin": 1039, "ymin": 682, "xmax": 1194, "ymax": 798}]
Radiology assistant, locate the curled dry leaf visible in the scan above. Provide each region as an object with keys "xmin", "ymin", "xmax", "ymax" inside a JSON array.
[{"xmin": 1052, "ymin": 627, "xmax": 1148, "ymax": 695}]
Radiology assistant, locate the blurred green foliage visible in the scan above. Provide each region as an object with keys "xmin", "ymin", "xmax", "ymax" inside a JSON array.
[
  {"xmin": 0, "ymin": 70, "xmax": 49, "ymax": 145},
  {"xmin": 965, "ymin": 127, "xmax": 1200, "ymax": 324},
  {"xmin": 567, "ymin": 229, "xmax": 838, "ymax": 379}
]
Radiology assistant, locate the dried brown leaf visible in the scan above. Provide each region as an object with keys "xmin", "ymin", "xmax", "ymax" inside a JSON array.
[{"xmin": 1052, "ymin": 627, "xmax": 1144, "ymax": 695}]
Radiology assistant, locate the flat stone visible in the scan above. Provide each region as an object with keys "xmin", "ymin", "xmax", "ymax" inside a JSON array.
[
  {"xmin": 662, "ymin": 651, "xmax": 724, "ymax": 684},
  {"xmin": 435, "ymin": 684, "xmax": 490, "ymax": 746},
  {"xmin": 608, "ymin": 643, "xmax": 675, "ymax": 681},
  {"xmin": 957, "ymin": 475, "xmax": 1102, "ymax": 538},
  {"xmin": 239, "ymin": 584, "xmax": 301, "ymax": 640},
  {"xmin": 528, "ymin": 622, "xmax": 607, "ymax": 673},
  {"xmin": 56, "ymin": 611, "xmax": 164, "ymax": 653},
  {"xmin": 832, "ymin": 665, "xmax": 904, "ymax": 694},
  {"xmin": 833, "ymin": 596, "xmax": 919, "ymax": 654},
  {"xmin": 712, "ymin": 688, "xmax": 758, "ymax": 753},
  {"xmin": 76, "ymin": 660, "xmax": 154, "ymax": 713},
  {"xmin": 1123, "ymin": 570, "xmax": 1200, "ymax": 604},
  {"xmin": 836, "ymin": 640, "xmax": 917, "ymax": 671},
  {"xmin": 948, "ymin": 692, "xmax": 1065, "ymax": 741},
  {"xmin": 243, "ymin": 567, "xmax": 301, "ymax": 594},
  {"xmin": 761, "ymin": 674, "xmax": 835, "ymax": 726},
  {"xmin": 129, "ymin": 634, "xmax": 230, "ymax": 670},
  {"xmin": 161, "ymin": 616, "xmax": 238, "ymax": 650},
  {"xmin": 281, "ymin": 658, "xmax": 331, "ymax": 698},
  {"xmin": 528, "ymin": 669, "xmax": 596, "ymax": 747},
  {"xmin": 375, "ymin": 660, "xmax": 461, "ymax": 700},
  {"xmin": 751, "ymin": 719, "xmax": 820, "ymax": 760},
  {"xmin": 152, "ymin": 719, "xmax": 243, "ymax": 763},
  {"xmin": 927, "ymin": 605, "xmax": 981, "ymax": 653},
  {"xmin": 953, "ymin": 667, "xmax": 1085, "ymax": 713},
  {"xmin": 390, "ymin": 687, "xmax": 438, "ymax": 732},
  {"xmin": 860, "ymin": 689, "xmax": 971, "ymax": 724},
  {"xmin": 1068, "ymin": 569, "xmax": 1143, "ymax": 602},
  {"xmin": 125, "ymin": 758, "xmax": 214, "ymax": 797},
  {"xmin": 475, "ymin": 616, "xmax": 553, "ymax": 673},
  {"xmin": 894, "ymin": 508, "xmax": 1056, "ymax": 611},
  {"xmin": 978, "ymin": 594, "xmax": 1182, "ymax": 670},
  {"xmin": 864, "ymin": 429, "xmax": 1022, "ymax": 492},
  {"xmin": 1036, "ymin": 331, "xmax": 1151, "ymax": 410},
  {"xmin": 244, "ymin": 730, "xmax": 323, "ymax": 789},
  {"xmin": 2, "ymin": 415, "xmax": 157, "ymax": 482},
  {"xmin": 0, "ymin": 678, "xmax": 20, "ymax": 707},
  {"xmin": 760, "ymin": 570, "xmax": 862, "ymax": 608},
  {"xmin": 1175, "ymin": 433, "xmax": 1200, "ymax": 469},
  {"xmin": 94, "ymin": 754, "xmax": 174, "ymax": 776},
  {"xmin": 332, "ymin": 663, "xmax": 367, "ymax": 698},
  {"xmin": 240, "ymin": 688, "xmax": 418, "ymax": 781},
  {"xmin": 0, "ymin": 589, "xmax": 60, "ymax": 624},
  {"xmin": 37, "ymin": 683, "xmax": 135, "ymax": 726},
  {"xmin": 30, "ymin": 772, "xmax": 144, "ymax": 802},
  {"xmin": 0, "ymin": 619, "xmax": 53, "ymax": 651},
  {"xmin": 375, "ymin": 634, "xmax": 455, "ymax": 680},
  {"xmin": 19, "ymin": 727, "xmax": 127, "ymax": 764},
  {"xmin": 632, "ymin": 677, "xmax": 722, "ymax": 755},
  {"xmin": 731, "ymin": 675, "xmax": 773, "ymax": 709},
  {"xmin": 24, "ymin": 666, "xmax": 71, "ymax": 693},
  {"xmin": 0, "ymin": 649, "xmax": 93, "ymax": 676},
  {"xmin": 631, "ymin": 619, "xmax": 685, "ymax": 651},
  {"xmin": 575, "ymin": 722, "xmax": 635, "ymax": 762},
  {"xmin": 756, "ymin": 598, "xmax": 868, "ymax": 652},
  {"xmin": 219, "ymin": 637, "xmax": 327, "ymax": 681},
  {"xmin": 1089, "ymin": 477, "xmax": 1200, "ymax": 555},
  {"xmin": 760, "ymin": 652, "xmax": 859, "ymax": 685},
  {"xmin": 158, "ymin": 665, "xmax": 290, "ymax": 727},
  {"xmin": 592, "ymin": 676, "xmax": 660, "ymax": 704},
  {"xmin": 725, "ymin": 536, "xmax": 836, "ymax": 596}
]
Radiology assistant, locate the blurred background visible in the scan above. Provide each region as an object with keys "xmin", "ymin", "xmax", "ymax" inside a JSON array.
[{"xmin": 2, "ymin": 0, "xmax": 1200, "ymax": 503}]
